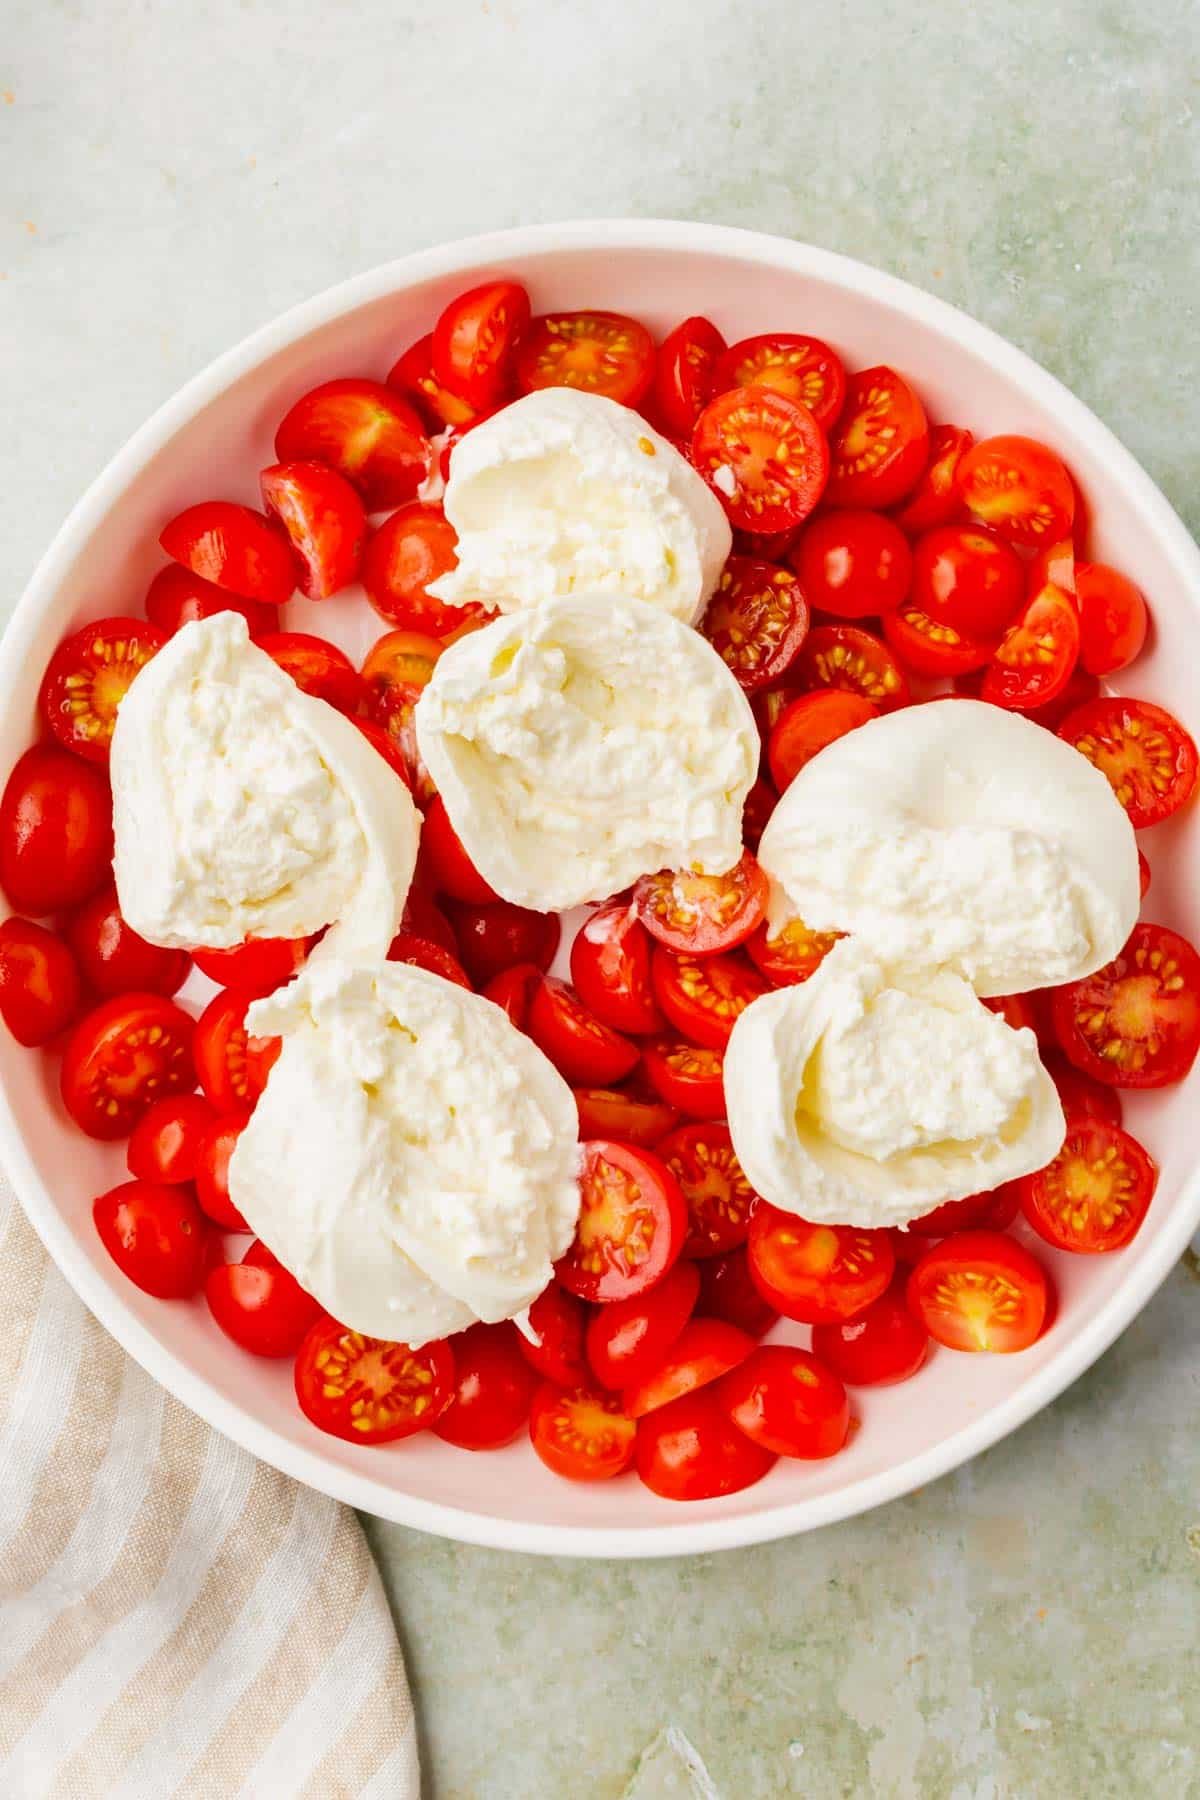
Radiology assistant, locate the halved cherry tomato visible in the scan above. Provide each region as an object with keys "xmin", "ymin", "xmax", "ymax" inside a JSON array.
[
  {"xmin": 437, "ymin": 406, "xmax": 501, "ymax": 479},
  {"xmin": 527, "ymin": 978, "xmax": 639, "ymax": 1086},
  {"xmin": 386, "ymin": 931, "xmax": 472, "ymax": 989},
  {"xmin": 746, "ymin": 915, "xmax": 841, "ymax": 988},
  {"xmin": 432, "ymin": 1320, "xmax": 539, "ymax": 1449},
  {"xmin": 386, "ymin": 332, "xmax": 477, "ymax": 430},
  {"xmin": 0, "ymin": 745, "xmax": 112, "ymax": 915},
  {"xmin": 958, "ymin": 434, "xmax": 1075, "ymax": 547},
  {"xmin": 192, "ymin": 934, "xmax": 312, "ymax": 997},
  {"xmin": 67, "ymin": 885, "xmax": 190, "ymax": 998},
  {"xmin": 556, "ymin": 1139, "xmax": 687, "ymax": 1304},
  {"xmin": 481, "ymin": 961, "xmax": 543, "ymax": 1031},
  {"xmin": 641, "ymin": 1038, "xmax": 726, "ymax": 1119},
  {"xmin": 206, "ymin": 1240, "xmax": 321, "ymax": 1356},
  {"xmin": 1058, "ymin": 696, "xmax": 1197, "ymax": 828},
  {"xmin": 38, "ymin": 617, "xmax": 167, "ymax": 764},
  {"xmin": 747, "ymin": 1205, "xmax": 894, "ymax": 1323},
  {"xmin": 127, "ymin": 1093, "xmax": 216, "ymax": 1184},
  {"xmin": 1022, "ymin": 664, "xmax": 1100, "ymax": 733},
  {"xmin": 717, "ymin": 1344, "xmax": 850, "ymax": 1457},
  {"xmin": 980, "ymin": 581, "xmax": 1080, "ymax": 711},
  {"xmin": 1075, "ymin": 562, "xmax": 1149, "ymax": 676},
  {"xmin": 294, "ymin": 1315, "xmax": 455, "ymax": 1444},
  {"xmin": 573, "ymin": 1087, "xmax": 677, "ymax": 1147},
  {"xmin": 825, "ymin": 366, "xmax": 929, "ymax": 508},
  {"xmin": 432, "ymin": 279, "xmax": 530, "ymax": 409},
  {"xmin": 361, "ymin": 503, "xmax": 478, "ymax": 637},
  {"xmin": 159, "ymin": 502, "xmax": 297, "ymax": 607},
  {"xmin": 891, "ymin": 424, "xmax": 974, "ymax": 534},
  {"xmin": 794, "ymin": 624, "xmax": 910, "ymax": 711},
  {"xmin": 528, "ymin": 1382, "xmax": 636, "ymax": 1481},
  {"xmin": 193, "ymin": 1112, "xmax": 250, "ymax": 1229},
  {"xmin": 911, "ymin": 523, "xmax": 1025, "ymax": 640},
  {"xmin": 518, "ymin": 1282, "xmax": 589, "ymax": 1387},
  {"xmin": 516, "ymin": 310, "xmax": 654, "ymax": 408},
  {"xmin": 634, "ymin": 851, "xmax": 768, "ymax": 958},
  {"xmin": 1019, "ymin": 1119, "xmax": 1156, "ymax": 1255},
  {"xmin": 93, "ymin": 1179, "xmax": 209, "ymax": 1298},
  {"xmin": 981, "ymin": 991, "xmax": 1045, "ymax": 1038},
  {"xmin": 1043, "ymin": 1050, "xmax": 1123, "ymax": 1127},
  {"xmin": 0, "ymin": 914, "xmax": 81, "ymax": 1046},
  {"xmin": 446, "ymin": 898, "xmax": 558, "ymax": 988},
  {"xmin": 700, "ymin": 557, "xmax": 810, "ymax": 692},
  {"xmin": 905, "ymin": 1182, "xmax": 1020, "ymax": 1238},
  {"xmin": 812, "ymin": 1288, "xmax": 929, "ymax": 1386},
  {"xmin": 1051, "ymin": 922, "xmax": 1200, "ymax": 1088},
  {"xmin": 421, "ymin": 794, "xmax": 502, "ymax": 905},
  {"xmin": 259, "ymin": 460, "xmax": 366, "ymax": 600},
  {"xmin": 361, "ymin": 630, "xmax": 442, "ymax": 803},
  {"xmin": 61, "ymin": 993, "xmax": 196, "ymax": 1139},
  {"xmin": 652, "ymin": 316, "xmax": 725, "ymax": 438},
  {"xmin": 258, "ymin": 631, "xmax": 364, "ymax": 715},
  {"xmin": 193, "ymin": 989, "xmax": 280, "ymax": 1114},
  {"xmin": 713, "ymin": 333, "xmax": 846, "ymax": 433},
  {"xmin": 274, "ymin": 378, "xmax": 431, "ymax": 510},
  {"xmin": 1138, "ymin": 849, "xmax": 1152, "ymax": 898},
  {"xmin": 399, "ymin": 865, "xmax": 458, "ymax": 953},
  {"xmin": 692, "ymin": 387, "xmax": 829, "ymax": 534},
  {"xmin": 741, "ymin": 777, "xmax": 776, "ymax": 849},
  {"xmin": 651, "ymin": 948, "xmax": 766, "ymax": 1050},
  {"xmin": 144, "ymin": 564, "xmax": 276, "ymax": 640},
  {"xmin": 882, "ymin": 604, "xmax": 994, "ymax": 679},
  {"xmin": 569, "ymin": 902, "xmax": 663, "ymax": 1035},
  {"xmin": 792, "ymin": 509, "xmax": 913, "ymax": 620},
  {"xmin": 907, "ymin": 1230, "xmax": 1050, "ymax": 1353},
  {"xmin": 635, "ymin": 1387, "xmax": 776, "ymax": 1500},
  {"xmin": 585, "ymin": 1260, "xmax": 699, "ymax": 1391},
  {"xmin": 623, "ymin": 1316, "xmax": 753, "ymax": 1419},
  {"xmin": 697, "ymin": 1246, "xmax": 779, "ymax": 1337},
  {"xmin": 767, "ymin": 690, "xmax": 878, "ymax": 791},
  {"xmin": 658, "ymin": 1122, "xmax": 758, "ymax": 1258}
]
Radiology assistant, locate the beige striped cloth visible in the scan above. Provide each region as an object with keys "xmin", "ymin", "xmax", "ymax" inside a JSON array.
[{"xmin": 0, "ymin": 1179, "xmax": 420, "ymax": 1799}]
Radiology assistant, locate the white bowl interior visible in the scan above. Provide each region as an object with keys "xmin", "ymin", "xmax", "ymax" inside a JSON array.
[{"xmin": 3, "ymin": 223, "xmax": 1198, "ymax": 1556}]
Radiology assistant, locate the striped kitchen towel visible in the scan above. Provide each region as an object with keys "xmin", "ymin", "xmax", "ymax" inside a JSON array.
[{"xmin": 0, "ymin": 1180, "xmax": 420, "ymax": 1799}]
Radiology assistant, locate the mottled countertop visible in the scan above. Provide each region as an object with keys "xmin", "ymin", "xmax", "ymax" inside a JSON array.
[{"xmin": 5, "ymin": 1, "xmax": 1200, "ymax": 1793}]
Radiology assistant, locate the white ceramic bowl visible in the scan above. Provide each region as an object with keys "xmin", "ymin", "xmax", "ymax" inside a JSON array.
[{"xmin": 4, "ymin": 221, "xmax": 1198, "ymax": 1558}]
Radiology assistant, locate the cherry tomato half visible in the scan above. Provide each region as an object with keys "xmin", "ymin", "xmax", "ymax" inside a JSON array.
[
  {"xmin": 516, "ymin": 310, "xmax": 655, "ymax": 408},
  {"xmin": 126, "ymin": 1092, "xmax": 216, "ymax": 1185},
  {"xmin": 386, "ymin": 931, "xmax": 472, "ymax": 989},
  {"xmin": 713, "ymin": 333, "xmax": 846, "ymax": 433},
  {"xmin": 259, "ymin": 460, "xmax": 366, "ymax": 600},
  {"xmin": 420, "ymin": 794, "xmax": 497, "ymax": 902},
  {"xmin": 585, "ymin": 1260, "xmax": 700, "ymax": 1391},
  {"xmin": 1019, "ymin": 1119, "xmax": 1156, "ymax": 1254},
  {"xmin": 794, "ymin": 624, "xmax": 910, "ymax": 712},
  {"xmin": 658, "ymin": 1122, "xmax": 759, "ymax": 1258},
  {"xmin": 910, "ymin": 523, "xmax": 1025, "ymax": 640},
  {"xmin": 445, "ymin": 898, "xmax": 558, "ymax": 988},
  {"xmin": 906, "ymin": 1182, "xmax": 1020, "ymax": 1238},
  {"xmin": 1043, "ymin": 1050, "xmax": 1123, "ymax": 1128},
  {"xmin": 717, "ymin": 1344, "xmax": 850, "ymax": 1457},
  {"xmin": 793, "ymin": 509, "xmax": 913, "ymax": 620},
  {"xmin": 697, "ymin": 1246, "xmax": 779, "ymax": 1337},
  {"xmin": 1051, "ymin": 922, "xmax": 1200, "ymax": 1089},
  {"xmin": 193, "ymin": 989, "xmax": 281, "ymax": 1115},
  {"xmin": 62, "ymin": 993, "xmax": 196, "ymax": 1139},
  {"xmin": 144, "ymin": 564, "xmax": 276, "ymax": 640},
  {"xmin": 882, "ymin": 604, "xmax": 994, "ymax": 679},
  {"xmin": 432, "ymin": 1321, "xmax": 539, "ymax": 1449},
  {"xmin": 481, "ymin": 961, "xmax": 544, "ymax": 1031},
  {"xmin": 767, "ymin": 690, "xmax": 879, "ymax": 791},
  {"xmin": 191, "ymin": 934, "xmax": 312, "ymax": 997},
  {"xmin": 259, "ymin": 631, "xmax": 364, "ymax": 715},
  {"xmin": 958, "ymin": 434, "xmax": 1075, "ymax": 547},
  {"xmin": 980, "ymin": 581, "xmax": 1080, "ymax": 712},
  {"xmin": 623, "ymin": 1316, "xmax": 754, "ymax": 1419},
  {"xmin": 573, "ymin": 1087, "xmax": 678, "ymax": 1147},
  {"xmin": 891, "ymin": 424, "xmax": 973, "ymax": 534},
  {"xmin": 518, "ymin": 1283, "xmax": 589, "ymax": 1387},
  {"xmin": 93, "ymin": 1179, "xmax": 209, "ymax": 1298},
  {"xmin": 907, "ymin": 1230, "xmax": 1050, "ymax": 1353},
  {"xmin": 432, "ymin": 279, "xmax": 530, "ymax": 410},
  {"xmin": 206, "ymin": 1242, "xmax": 321, "ymax": 1355},
  {"xmin": 634, "ymin": 851, "xmax": 768, "ymax": 958},
  {"xmin": 386, "ymin": 332, "xmax": 477, "ymax": 430},
  {"xmin": 38, "ymin": 617, "xmax": 166, "ymax": 764},
  {"xmin": 746, "ymin": 915, "xmax": 842, "ymax": 988},
  {"xmin": 700, "ymin": 557, "xmax": 810, "ymax": 692},
  {"xmin": 1058, "ymin": 696, "xmax": 1197, "ymax": 829},
  {"xmin": 1075, "ymin": 562, "xmax": 1149, "ymax": 677},
  {"xmin": 529, "ymin": 1382, "xmax": 637, "ymax": 1482},
  {"xmin": 159, "ymin": 502, "xmax": 297, "ymax": 607},
  {"xmin": 825, "ymin": 366, "xmax": 929, "ymax": 509},
  {"xmin": 556, "ymin": 1139, "xmax": 687, "ymax": 1304},
  {"xmin": 0, "ymin": 917, "xmax": 82, "ymax": 1046},
  {"xmin": 0, "ymin": 745, "xmax": 113, "ymax": 916},
  {"xmin": 362, "ymin": 503, "xmax": 479, "ymax": 638},
  {"xmin": 569, "ymin": 902, "xmax": 663, "ymax": 1035},
  {"xmin": 747, "ymin": 1205, "xmax": 895, "ymax": 1323},
  {"xmin": 641, "ymin": 1038, "xmax": 726, "ymax": 1119},
  {"xmin": 651, "ymin": 947, "xmax": 766, "ymax": 1051},
  {"xmin": 67, "ymin": 885, "xmax": 190, "ymax": 998},
  {"xmin": 692, "ymin": 387, "xmax": 829, "ymax": 534},
  {"xmin": 635, "ymin": 1388, "xmax": 776, "ymax": 1501},
  {"xmin": 274, "ymin": 378, "xmax": 431, "ymax": 511},
  {"xmin": 812, "ymin": 1288, "xmax": 929, "ymax": 1386},
  {"xmin": 527, "ymin": 977, "xmax": 639, "ymax": 1085},
  {"xmin": 294, "ymin": 1315, "xmax": 454, "ymax": 1444},
  {"xmin": 652, "ymin": 315, "xmax": 725, "ymax": 438},
  {"xmin": 194, "ymin": 1111, "xmax": 251, "ymax": 1230}
]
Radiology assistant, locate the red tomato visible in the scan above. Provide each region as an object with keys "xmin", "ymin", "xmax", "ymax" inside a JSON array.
[
  {"xmin": 386, "ymin": 333, "xmax": 477, "ymax": 430},
  {"xmin": 623, "ymin": 1316, "xmax": 753, "ymax": 1419},
  {"xmin": 882, "ymin": 604, "xmax": 994, "ymax": 678},
  {"xmin": 445, "ymin": 898, "xmax": 558, "ymax": 988},
  {"xmin": 556, "ymin": 1139, "xmax": 687, "ymax": 1304},
  {"xmin": 692, "ymin": 387, "xmax": 829, "ymax": 534},
  {"xmin": 741, "ymin": 777, "xmax": 777, "ymax": 850},
  {"xmin": 144, "ymin": 564, "xmax": 276, "ymax": 640},
  {"xmin": 1138, "ymin": 848, "xmax": 1152, "ymax": 899},
  {"xmin": 1075, "ymin": 562, "xmax": 1149, "ymax": 676},
  {"xmin": 958, "ymin": 434, "xmax": 1075, "ymax": 547},
  {"xmin": 206, "ymin": 1241, "xmax": 321, "ymax": 1355},
  {"xmin": 717, "ymin": 1344, "xmax": 850, "ymax": 1457},
  {"xmin": 910, "ymin": 523, "xmax": 1025, "ymax": 639},
  {"xmin": 906, "ymin": 1182, "xmax": 1020, "ymax": 1238},
  {"xmin": 432, "ymin": 1320, "xmax": 539, "ymax": 1449},
  {"xmin": 746, "ymin": 915, "xmax": 842, "ymax": 987},
  {"xmin": 420, "ymin": 794, "xmax": 497, "ymax": 903},
  {"xmin": 748, "ymin": 1205, "xmax": 895, "ymax": 1323},
  {"xmin": 1019, "ymin": 664, "xmax": 1101, "ymax": 733},
  {"xmin": 258, "ymin": 460, "xmax": 366, "ymax": 601},
  {"xmin": 193, "ymin": 1111, "xmax": 251, "ymax": 1229},
  {"xmin": 792, "ymin": 509, "xmax": 913, "ymax": 620},
  {"xmin": 658, "ymin": 1122, "xmax": 759, "ymax": 1258},
  {"xmin": 294, "ymin": 1316, "xmax": 455, "ymax": 1444},
  {"xmin": 66, "ymin": 885, "xmax": 190, "ymax": 998},
  {"xmin": 516, "ymin": 310, "xmax": 655, "ymax": 407},
  {"xmin": 62, "ymin": 994, "xmax": 195, "ymax": 1139},
  {"xmin": 258, "ymin": 631, "xmax": 364, "ymax": 715},
  {"xmin": 274, "ymin": 378, "xmax": 431, "ymax": 511},
  {"xmin": 399, "ymin": 865, "xmax": 458, "ymax": 953},
  {"xmin": 127, "ymin": 1093, "xmax": 216, "ymax": 1184},
  {"xmin": 812, "ymin": 1289, "xmax": 929, "ymax": 1386},
  {"xmin": 0, "ymin": 745, "xmax": 113, "ymax": 915},
  {"xmin": 641, "ymin": 1038, "xmax": 726, "ymax": 1119},
  {"xmin": 652, "ymin": 315, "xmax": 725, "ymax": 438},
  {"xmin": 360, "ymin": 630, "xmax": 442, "ymax": 803},
  {"xmin": 794, "ymin": 624, "xmax": 910, "ymax": 712},
  {"xmin": 891, "ymin": 424, "xmax": 974, "ymax": 534},
  {"xmin": 527, "ymin": 977, "xmax": 639, "ymax": 1085},
  {"xmin": 38, "ymin": 616, "xmax": 167, "ymax": 765},
  {"xmin": 193, "ymin": 989, "xmax": 280, "ymax": 1114},
  {"xmin": 980, "ymin": 582, "xmax": 1080, "ymax": 711},
  {"xmin": 159, "ymin": 501, "xmax": 297, "ymax": 607},
  {"xmin": 481, "ymin": 961, "xmax": 543, "ymax": 1030},
  {"xmin": 907, "ymin": 1230, "xmax": 1050, "ymax": 1353},
  {"xmin": 528, "ymin": 1382, "xmax": 636, "ymax": 1481},
  {"xmin": 1043, "ymin": 1050, "xmax": 1123, "ymax": 1128},
  {"xmin": 697, "ymin": 1246, "xmax": 779, "ymax": 1337},
  {"xmin": 634, "ymin": 852, "xmax": 768, "ymax": 958},
  {"xmin": 1058, "ymin": 696, "xmax": 1197, "ymax": 828},
  {"xmin": 825, "ymin": 366, "xmax": 929, "ymax": 508},
  {"xmin": 93, "ymin": 1180, "xmax": 209, "ymax": 1298},
  {"xmin": 713, "ymin": 333, "xmax": 846, "ymax": 433},
  {"xmin": 361, "ymin": 503, "xmax": 476, "ymax": 637},
  {"xmin": 437, "ymin": 406, "xmax": 501, "ymax": 479},
  {"xmin": 700, "ymin": 557, "xmax": 810, "ymax": 692},
  {"xmin": 650, "ymin": 948, "xmax": 766, "ymax": 1050},
  {"xmin": 432, "ymin": 279, "xmax": 530, "ymax": 409},
  {"xmin": 767, "ymin": 690, "xmax": 878, "ymax": 791},
  {"xmin": 1019, "ymin": 1119, "xmax": 1156, "ymax": 1255},
  {"xmin": 0, "ymin": 917, "xmax": 83, "ymax": 1046},
  {"xmin": 585, "ymin": 1261, "xmax": 699, "ymax": 1391},
  {"xmin": 573, "ymin": 1086, "xmax": 677, "ymax": 1147},
  {"xmin": 1052, "ymin": 922, "xmax": 1200, "ymax": 1089},
  {"xmin": 635, "ymin": 1387, "xmax": 776, "ymax": 1500},
  {"xmin": 569, "ymin": 903, "xmax": 663, "ymax": 1035},
  {"xmin": 518, "ymin": 1283, "xmax": 589, "ymax": 1387},
  {"xmin": 192, "ymin": 934, "xmax": 312, "ymax": 997},
  {"xmin": 386, "ymin": 931, "xmax": 472, "ymax": 988}
]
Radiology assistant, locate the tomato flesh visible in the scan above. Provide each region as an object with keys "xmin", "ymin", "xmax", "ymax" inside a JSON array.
[
  {"xmin": 634, "ymin": 851, "xmax": 768, "ymax": 957},
  {"xmin": 61, "ymin": 993, "xmax": 196, "ymax": 1140},
  {"xmin": 294, "ymin": 1315, "xmax": 455, "ymax": 1444},
  {"xmin": 432, "ymin": 1321, "xmax": 539, "ymax": 1449},
  {"xmin": 555, "ymin": 1139, "xmax": 687, "ymax": 1304},
  {"xmin": 794, "ymin": 624, "xmax": 910, "ymax": 712},
  {"xmin": 891, "ymin": 424, "xmax": 973, "ymax": 534},
  {"xmin": 907, "ymin": 1230, "xmax": 1050, "ymax": 1353},
  {"xmin": 658, "ymin": 1122, "xmax": 759, "ymax": 1258},
  {"xmin": 641, "ymin": 1038, "xmax": 726, "ymax": 1120},
  {"xmin": 573, "ymin": 1087, "xmax": 677, "ymax": 1147},
  {"xmin": 812, "ymin": 1289, "xmax": 929, "ymax": 1386},
  {"xmin": 259, "ymin": 460, "xmax": 366, "ymax": 601},
  {"xmin": 700, "ymin": 557, "xmax": 810, "ymax": 692},
  {"xmin": 651, "ymin": 947, "xmax": 766, "ymax": 1050},
  {"xmin": 569, "ymin": 902, "xmax": 663, "ymax": 1035},
  {"xmin": 39, "ymin": 617, "xmax": 167, "ymax": 764},
  {"xmin": 980, "ymin": 581, "xmax": 1080, "ymax": 711},
  {"xmin": 274, "ymin": 378, "xmax": 431, "ymax": 510},
  {"xmin": 1019, "ymin": 1119, "xmax": 1156, "ymax": 1254},
  {"xmin": 585, "ymin": 1260, "xmax": 700, "ymax": 1391},
  {"xmin": 713, "ymin": 333, "xmax": 846, "ymax": 433},
  {"xmin": 1051, "ymin": 922, "xmax": 1200, "ymax": 1089},
  {"xmin": 529, "ymin": 1382, "xmax": 636, "ymax": 1482},
  {"xmin": 747, "ymin": 1205, "xmax": 895, "ymax": 1323},
  {"xmin": 767, "ymin": 690, "xmax": 878, "ymax": 791},
  {"xmin": 527, "ymin": 976, "xmax": 639, "ymax": 1085},
  {"xmin": 635, "ymin": 1388, "xmax": 776, "ymax": 1501},
  {"xmin": 717, "ymin": 1344, "xmax": 850, "ymax": 1457},
  {"xmin": 0, "ymin": 917, "xmax": 83, "ymax": 1046},
  {"xmin": 432, "ymin": 279, "xmax": 530, "ymax": 410},
  {"xmin": 159, "ymin": 502, "xmax": 297, "ymax": 607},
  {"xmin": 1058, "ymin": 697, "xmax": 1198, "ymax": 828},
  {"xmin": 386, "ymin": 332, "xmax": 477, "ymax": 430},
  {"xmin": 193, "ymin": 988, "xmax": 281, "ymax": 1115},
  {"xmin": 792, "ymin": 508, "xmax": 913, "ymax": 620},
  {"xmin": 93, "ymin": 1180, "xmax": 209, "ymax": 1298},
  {"xmin": 746, "ymin": 915, "xmax": 842, "ymax": 987},
  {"xmin": 516, "ymin": 310, "xmax": 655, "ymax": 408},
  {"xmin": 825, "ymin": 366, "xmax": 929, "ymax": 508},
  {"xmin": 882, "ymin": 603, "xmax": 995, "ymax": 679},
  {"xmin": 958, "ymin": 434, "xmax": 1075, "ymax": 547},
  {"xmin": 692, "ymin": 386, "xmax": 830, "ymax": 534}
]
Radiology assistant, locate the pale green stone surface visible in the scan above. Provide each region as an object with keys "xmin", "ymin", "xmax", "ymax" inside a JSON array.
[{"xmin": 5, "ymin": 1, "xmax": 1200, "ymax": 1794}]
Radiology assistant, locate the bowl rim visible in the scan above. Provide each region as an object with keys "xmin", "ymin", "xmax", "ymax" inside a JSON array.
[{"xmin": 4, "ymin": 216, "xmax": 1199, "ymax": 1558}]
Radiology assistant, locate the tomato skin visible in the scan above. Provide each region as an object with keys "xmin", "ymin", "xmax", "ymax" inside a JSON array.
[
  {"xmin": 294, "ymin": 1316, "xmax": 455, "ymax": 1445},
  {"xmin": 481, "ymin": 961, "xmax": 544, "ymax": 1031},
  {"xmin": 717, "ymin": 1344, "xmax": 850, "ymax": 1456},
  {"xmin": 193, "ymin": 1112, "xmax": 251, "ymax": 1230},
  {"xmin": 556, "ymin": 1139, "xmax": 687, "ymax": 1304},
  {"xmin": 1019, "ymin": 1119, "xmax": 1156, "ymax": 1255},
  {"xmin": 634, "ymin": 853, "xmax": 768, "ymax": 959},
  {"xmin": 386, "ymin": 931, "xmax": 472, "ymax": 989},
  {"xmin": 892, "ymin": 424, "xmax": 974, "ymax": 534},
  {"xmin": 825, "ymin": 366, "xmax": 929, "ymax": 509},
  {"xmin": 700, "ymin": 557, "xmax": 810, "ymax": 693},
  {"xmin": 1051, "ymin": 922, "xmax": 1200, "ymax": 1089},
  {"xmin": 712, "ymin": 333, "xmax": 846, "ymax": 433},
  {"xmin": 697, "ymin": 1246, "xmax": 779, "ymax": 1337},
  {"xmin": 386, "ymin": 332, "xmax": 477, "ymax": 430},
  {"xmin": 93, "ymin": 1180, "xmax": 210, "ymax": 1299},
  {"xmin": 650, "ymin": 947, "xmax": 767, "ymax": 1051},
  {"xmin": 980, "ymin": 582, "xmax": 1080, "ymax": 712},
  {"xmin": 907, "ymin": 1230, "xmax": 1050, "ymax": 1354},
  {"xmin": 635, "ymin": 1388, "xmax": 777, "ymax": 1501},
  {"xmin": 747, "ymin": 1205, "xmax": 895, "ymax": 1324},
  {"xmin": 421, "ymin": 796, "xmax": 498, "ymax": 903},
  {"xmin": 0, "ymin": 746, "xmax": 113, "ymax": 916},
  {"xmin": 361, "ymin": 503, "xmax": 480, "ymax": 638},
  {"xmin": 144, "ymin": 564, "xmax": 276, "ymax": 640},
  {"xmin": 399, "ymin": 869, "xmax": 457, "ymax": 954},
  {"xmin": 906, "ymin": 1182, "xmax": 1020, "ymax": 1238},
  {"xmin": 192, "ymin": 935, "xmax": 312, "ymax": 998},
  {"xmin": 527, "ymin": 977, "xmax": 639, "ymax": 1085},
  {"xmin": 741, "ymin": 777, "xmax": 776, "ymax": 850},
  {"xmin": 793, "ymin": 509, "xmax": 913, "ymax": 620},
  {"xmin": 432, "ymin": 1321, "xmax": 539, "ymax": 1449},
  {"xmin": 445, "ymin": 898, "xmax": 558, "ymax": 988},
  {"xmin": 38, "ymin": 617, "xmax": 167, "ymax": 765},
  {"xmin": 61, "ymin": 993, "xmax": 196, "ymax": 1140},
  {"xmin": 432, "ymin": 279, "xmax": 530, "ymax": 409},
  {"xmin": 1043, "ymin": 1050, "xmax": 1123, "ymax": 1128},
  {"xmin": 274, "ymin": 378, "xmax": 432, "ymax": 511},
  {"xmin": 1075, "ymin": 563, "xmax": 1148, "ymax": 676},
  {"xmin": 159, "ymin": 501, "xmax": 298, "ymax": 607},
  {"xmin": 67, "ymin": 885, "xmax": 190, "ymax": 998},
  {"xmin": 958, "ymin": 434, "xmax": 1075, "ymax": 547},
  {"xmin": 359, "ymin": 631, "xmax": 441, "ymax": 805},
  {"xmin": 658, "ymin": 1121, "xmax": 759, "ymax": 1258},
  {"xmin": 258, "ymin": 631, "xmax": 364, "ymax": 716},
  {"xmin": 127, "ymin": 1093, "xmax": 217, "ymax": 1185},
  {"xmin": 911, "ymin": 523, "xmax": 1025, "ymax": 640},
  {"xmin": 516, "ymin": 310, "xmax": 655, "ymax": 408},
  {"xmin": 206, "ymin": 1243, "xmax": 321, "ymax": 1356},
  {"xmin": 529, "ymin": 1382, "xmax": 637, "ymax": 1482},
  {"xmin": 767, "ymin": 690, "xmax": 878, "ymax": 792},
  {"xmin": 794, "ymin": 624, "xmax": 910, "ymax": 712},
  {"xmin": 193, "ymin": 989, "xmax": 280, "ymax": 1115},
  {"xmin": 1058, "ymin": 696, "xmax": 1197, "ymax": 828},
  {"xmin": 569, "ymin": 903, "xmax": 663, "ymax": 1035},
  {"xmin": 573, "ymin": 1087, "xmax": 677, "ymax": 1147},
  {"xmin": 652, "ymin": 315, "xmax": 725, "ymax": 438},
  {"xmin": 812, "ymin": 1290, "xmax": 929, "ymax": 1386},
  {"xmin": 692, "ymin": 386, "xmax": 829, "ymax": 534},
  {"xmin": 623, "ymin": 1316, "xmax": 754, "ymax": 1419},
  {"xmin": 259, "ymin": 460, "xmax": 366, "ymax": 601},
  {"xmin": 0, "ymin": 917, "xmax": 83, "ymax": 1046},
  {"xmin": 517, "ymin": 1283, "xmax": 589, "ymax": 1387},
  {"xmin": 746, "ymin": 915, "xmax": 841, "ymax": 988},
  {"xmin": 585, "ymin": 1261, "xmax": 700, "ymax": 1391},
  {"xmin": 882, "ymin": 604, "xmax": 995, "ymax": 678},
  {"xmin": 641, "ymin": 1038, "xmax": 726, "ymax": 1120}
]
